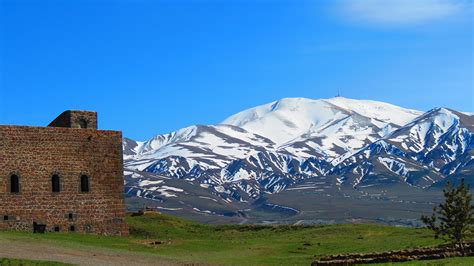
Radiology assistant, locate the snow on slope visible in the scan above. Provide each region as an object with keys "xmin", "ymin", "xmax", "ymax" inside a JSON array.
[
  {"xmin": 222, "ymin": 97, "xmax": 423, "ymax": 159},
  {"xmin": 331, "ymin": 108, "xmax": 473, "ymax": 188},
  {"xmin": 281, "ymin": 112, "xmax": 384, "ymax": 160},
  {"xmin": 222, "ymin": 97, "xmax": 422, "ymax": 145},
  {"xmin": 125, "ymin": 124, "xmax": 277, "ymax": 171},
  {"xmin": 126, "ymin": 97, "xmax": 425, "ymax": 176},
  {"xmin": 386, "ymin": 108, "xmax": 474, "ymax": 172},
  {"xmin": 389, "ymin": 108, "xmax": 459, "ymax": 153},
  {"xmin": 222, "ymin": 98, "xmax": 343, "ymax": 145},
  {"xmin": 325, "ymin": 97, "xmax": 422, "ymax": 128}
]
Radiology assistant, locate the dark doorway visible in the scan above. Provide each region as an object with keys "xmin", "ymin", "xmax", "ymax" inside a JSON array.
[{"xmin": 33, "ymin": 222, "xmax": 46, "ymax": 233}]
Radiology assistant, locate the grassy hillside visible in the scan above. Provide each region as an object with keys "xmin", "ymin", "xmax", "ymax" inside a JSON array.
[{"xmin": 1, "ymin": 213, "xmax": 473, "ymax": 265}]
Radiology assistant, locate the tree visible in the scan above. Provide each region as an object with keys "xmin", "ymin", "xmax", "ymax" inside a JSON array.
[{"xmin": 421, "ymin": 179, "xmax": 474, "ymax": 252}]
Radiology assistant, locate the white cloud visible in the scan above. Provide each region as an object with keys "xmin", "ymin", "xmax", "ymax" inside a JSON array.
[{"xmin": 338, "ymin": 0, "xmax": 470, "ymax": 26}]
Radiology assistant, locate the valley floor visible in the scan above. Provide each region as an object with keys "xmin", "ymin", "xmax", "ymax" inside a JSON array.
[{"xmin": 0, "ymin": 213, "xmax": 473, "ymax": 265}]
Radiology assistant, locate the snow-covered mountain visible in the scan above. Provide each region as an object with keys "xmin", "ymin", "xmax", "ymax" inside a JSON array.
[
  {"xmin": 124, "ymin": 97, "xmax": 473, "ymax": 206},
  {"xmin": 332, "ymin": 108, "xmax": 473, "ymax": 188},
  {"xmin": 125, "ymin": 124, "xmax": 277, "ymax": 174},
  {"xmin": 223, "ymin": 97, "xmax": 422, "ymax": 160}
]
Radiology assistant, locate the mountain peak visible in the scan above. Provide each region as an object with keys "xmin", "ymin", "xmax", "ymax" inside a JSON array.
[{"xmin": 221, "ymin": 97, "xmax": 422, "ymax": 146}]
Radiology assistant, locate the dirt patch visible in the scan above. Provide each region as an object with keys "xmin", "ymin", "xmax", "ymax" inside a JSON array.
[
  {"xmin": 134, "ymin": 239, "xmax": 174, "ymax": 247},
  {"xmin": 0, "ymin": 238, "xmax": 177, "ymax": 266}
]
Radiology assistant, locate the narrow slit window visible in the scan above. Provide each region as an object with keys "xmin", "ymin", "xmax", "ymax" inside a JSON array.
[
  {"xmin": 10, "ymin": 174, "xmax": 19, "ymax": 193},
  {"xmin": 80, "ymin": 175, "xmax": 89, "ymax": 192},
  {"xmin": 52, "ymin": 174, "xmax": 60, "ymax": 193}
]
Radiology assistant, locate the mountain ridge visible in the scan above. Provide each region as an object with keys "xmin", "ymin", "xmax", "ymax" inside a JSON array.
[{"xmin": 123, "ymin": 97, "xmax": 473, "ymax": 224}]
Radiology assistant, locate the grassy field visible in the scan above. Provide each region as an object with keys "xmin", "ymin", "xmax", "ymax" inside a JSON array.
[
  {"xmin": 0, "ymin": 213, "xmax": 473, "ymax": 265},
  {"xmin": 0, "ymin": 258, "xmax": 71, "ymax": 266}
]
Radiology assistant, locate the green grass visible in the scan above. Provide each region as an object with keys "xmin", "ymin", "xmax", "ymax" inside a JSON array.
[
  {"xmin": 126, "ymin": 214, "xmax": 444, "ymax": 265},
  {"xmin": 0, "ymin": 258, "xmax": 72, "ymax": 266},
  {"xmin": 0, "ymin": 213, "xmax": 472, "ymax": 265}
]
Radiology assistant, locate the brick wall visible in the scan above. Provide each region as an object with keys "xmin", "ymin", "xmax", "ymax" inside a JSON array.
[
  {"xmin": 0, "ymin": 124, "xmax": 128, "ymax": 236},
  {"xmin": 48, "ymin": 110, "xmax": 98, "ymax": 129}
]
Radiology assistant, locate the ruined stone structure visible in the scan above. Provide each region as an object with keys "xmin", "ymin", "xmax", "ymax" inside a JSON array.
[
  {"xmin": 312, "ymin": 242, "xmax": 474, "ymax": 265},
  {"xmin": 0, "ymin": 111, "xmax": 128, "ymax": 236}
]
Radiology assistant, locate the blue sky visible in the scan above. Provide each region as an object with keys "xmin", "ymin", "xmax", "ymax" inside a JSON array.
[{"xmin": 0, "ymin": 0, "xmax": 472, "ymax": 140}]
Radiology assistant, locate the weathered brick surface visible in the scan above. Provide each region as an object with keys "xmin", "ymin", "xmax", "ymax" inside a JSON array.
[
  {"xmin": 0, "ymin": 111, "xmax": 128, "ymax": 236},
  {"xmin": 48, "ymin": 110, "xmax": 98, "ymax": 129}
]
